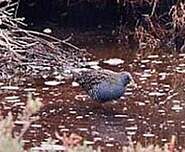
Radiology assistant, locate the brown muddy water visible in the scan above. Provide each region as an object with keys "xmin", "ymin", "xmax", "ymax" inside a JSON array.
[{"xmin": 1, "ymin": 42, "xmax": 185, "ymax": 151}]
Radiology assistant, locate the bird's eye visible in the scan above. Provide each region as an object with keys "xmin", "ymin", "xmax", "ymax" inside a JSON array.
[{"xmin": 126, "ymin": 75, "xmax": 131, "ymax": 82}]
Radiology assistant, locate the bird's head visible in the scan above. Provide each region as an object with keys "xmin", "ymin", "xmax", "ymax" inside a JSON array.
[{"xmin": 120, "ymin": 72, "xmax": 137, "ymax": 88}]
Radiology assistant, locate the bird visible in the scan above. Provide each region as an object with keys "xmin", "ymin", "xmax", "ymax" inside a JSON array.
[{"xmin": 72, "ymin": 68, "xmax": 136, "ymax": 102}]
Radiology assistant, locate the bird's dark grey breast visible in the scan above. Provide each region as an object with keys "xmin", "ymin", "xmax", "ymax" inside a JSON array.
[
  {"xmin": 89, "ymin": 79, "xmax": 125, "ymax": 102},
  {"xmin": 74, "ymin": 70, "xmax": 125, "ymax": 102}
]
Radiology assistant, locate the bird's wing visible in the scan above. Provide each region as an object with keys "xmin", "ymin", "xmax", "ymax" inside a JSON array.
[{"xmin": 74, "ymin": 69, "xmax": 116, "ymax": 91}]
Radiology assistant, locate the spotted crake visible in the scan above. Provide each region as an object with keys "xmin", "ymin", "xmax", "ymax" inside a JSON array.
[{"xmin": 73, "ymin": 69, "xmax": 136, "ymax": 102}]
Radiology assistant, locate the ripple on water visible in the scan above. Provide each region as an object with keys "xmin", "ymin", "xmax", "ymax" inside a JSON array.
[
  {"xmin": 141, "ymin": 73, "xmax": 152, "ymax": 78},
  {"xmin": 114, "ymin": 114, "xmax": 128, "ymax": 118},
  {"xmin": 161, "ymin": 138, "xmax": 167, "ymax": 142},
  {"xmin": 76, "ymin": 115, "xmax": 83, "ymax": 119},
  {"xmin": 151, "ymin": 60, "xmax": 163, "ymax": 64},
  {"xmin": 158, "ymin": 109, "xmax": 166, "ymax": 113},
  {"xmin": 148, "ymin": 92, "xmax": 166, "ymax": 97},
  {"xmin": 141, "ymin": 59, "xmax": 150, "ymax": 64},
  {"xmin": 31, "ymin": 144, "xmax": 66, "ymax": 151},
  {"xmin": 176, "ymin": 67, "xmax": 185, "ymax": 73},
  {"xmin": 15, "ymin": 120, "xmax": 28, "ymax": 125},
  {"xmin": 179, "ymin": 53, "xmax": 185, "ymax": 57},
  {"xmin": 147, "ymin": 55, "xmax": 159, "ymax": 59},
  {"xmin": 72, "ymin": 81, "xmax": 79, "ymax": 87},
  {"xmin": 1, "ymin": 86, "xmax": 19, "ymax": 90},
  {"xmin": 94, "ymin": 137, "xmax": 102, "ymax": 142},
  {"xmin": 42, "ymin": 87, "xmax": 49, "ymax": 91},
  {"xmin": 143, "ymin": 133, "xmax": 155, "ymax": 137},
  {"xmin": 124, "ymin": 92, "xmax": 133, "ymax": 96},
  {"xmin": 125, "ymin": 126, "xmax": 138, "ymax": 131},
  {"xmin": 78, "ymin": 128, "xmax": 88, "ymax": 131},
  {"xmin": 60, "ymin": 128, "xmax": 69, "ymax": 132},
  {"xmin": 127, "ymin": 131, "xmax": 137, "ymax": 136},
  {"xmin": 69, "ymin": 110, "xmax": 77, "ymax": 114},
  {"xmin": 31, "ymin": 124, "xmax": 42, "ymax": 128},
  {"xmin": 171, "ymin": 104, "xmax": 183, "ymax": 112},
  {"xmin": 127, "ymin": 118, "xmax": 135, "ymax": 122},
  {"xmin": 137, "ymin": 101, "xmax": 145, "ymax": 106},
  {"xmin": 172, "ymin": 100, "xmax": 181, "ymax": 104},
  {"xmin": 24, "ymin": 88, "xmax": 37, "ymax": 92},
  {"xmin": 106, "ymin": 143, "xmax": 114, "ymax": 147},
  {"xmin": 75, "ymin": 94, "xmax": 88, "ymax": 101},
  {"xmin": 103, "ymin": 58, "xmax": 124, "ymax": 66},
  {"xmin": 44, "ymin": 81, "xmax": 62, "ymax": 86},
  {"xmin": 12, "ymin": 102, "xmax": 25, "ymax": 107},
  {"xmin": 5, "ymin": 96, "xmax": 19, "ymax": 100}
]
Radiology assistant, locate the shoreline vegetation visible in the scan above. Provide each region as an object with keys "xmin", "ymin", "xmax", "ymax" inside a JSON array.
[
  {"xmin": 18, "ymin": 0, "xmax": 185, "ymax": 51},
  {"xmin": 0, "ymin": 0, "xmax": 89, "ymax": 80}
]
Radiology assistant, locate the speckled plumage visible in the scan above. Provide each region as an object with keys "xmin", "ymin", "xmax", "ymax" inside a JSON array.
[{"xmin": 73, "ymin": 69, "xmax": 134, "ymax": 102}]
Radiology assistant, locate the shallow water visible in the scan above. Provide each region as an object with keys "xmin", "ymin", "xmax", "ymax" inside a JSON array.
[{"xmin": 1, "ymin": 44, "xmax": 185, "ymax": 151}]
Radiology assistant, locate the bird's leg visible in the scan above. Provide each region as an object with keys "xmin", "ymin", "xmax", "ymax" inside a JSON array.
[
  {"xmin": 92, "ymin": 101, "xmax": 103, "ymax": 110},
  {"xmin": 89, "ymin": 102, "xmax": 108, "ymax": 114}
]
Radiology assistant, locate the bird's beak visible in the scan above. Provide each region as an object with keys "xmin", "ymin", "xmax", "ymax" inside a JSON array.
[{"xmin": 129, "ymin": 78, "xmax": 137, "ymax": 88}]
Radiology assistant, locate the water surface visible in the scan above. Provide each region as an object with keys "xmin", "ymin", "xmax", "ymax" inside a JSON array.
[{"xmin": 1, "ymin": 45, "xmax": 185, "ymax": 151}]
